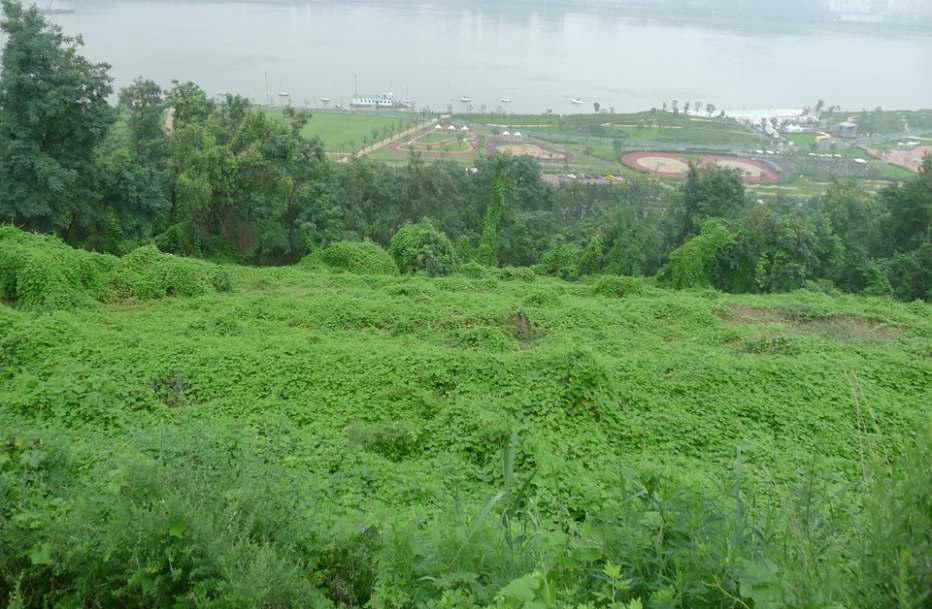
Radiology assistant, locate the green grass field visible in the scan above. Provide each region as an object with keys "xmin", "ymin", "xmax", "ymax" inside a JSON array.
[
  {"xmin": 455, "ymin": 112, "xmax": 763, "ymax": 148},
  {"xmin": 269, "ymin": 110, "xmax": 417, "ymax": 152},
  {"xmin": 2, "ymin": 227, "xmax": 929, "ymax": 608},
  {"xmin": 785, "ymin": 132, "xmax": 820, "ymax": 146}
]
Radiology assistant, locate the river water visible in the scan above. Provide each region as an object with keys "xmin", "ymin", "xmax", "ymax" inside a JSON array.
[{"xmin": 40, "ymin": 0, "xmax": 932, "ymax": 114}]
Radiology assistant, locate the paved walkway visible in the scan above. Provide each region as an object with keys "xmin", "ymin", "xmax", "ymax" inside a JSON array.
[{"xmin": 343, "ymin": 119, "xmax": 437, "ymax": 162}]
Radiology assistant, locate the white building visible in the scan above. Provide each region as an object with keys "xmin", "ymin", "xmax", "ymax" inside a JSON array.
[{"xmin": 351, "ymin": 93, "xmax": 395, "ymax": 108}]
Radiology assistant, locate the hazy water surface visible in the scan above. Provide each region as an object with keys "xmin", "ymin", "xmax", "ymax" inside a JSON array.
[{"xmin": 42, "ymin": 0, "xmax": 932, "ymax": 113}]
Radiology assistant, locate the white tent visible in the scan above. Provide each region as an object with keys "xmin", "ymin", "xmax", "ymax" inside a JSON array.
[
  {"xmin": 434, "ymin": 124, "xmax": 442, "ymax": 130},
  {"xmin": 447, "ymin": 125, "xmax": 456, "ymax": 131},
  {"xmin": 513, "ymin": 131, "xmax": 522, "ymax": 139},
  {"xmin": 502, "ymin": 130, "xmax": 511, "ymax": 137},
  {"xmin": 460, "ymin": 126, "xmax": 469, "ymax": 131}
]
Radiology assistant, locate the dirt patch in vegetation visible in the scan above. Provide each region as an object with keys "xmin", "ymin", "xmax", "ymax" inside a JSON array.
[
  {"xmin": 721, "ymin": 304, "xmax": 900, "ymax": 342},
  {"xmin": 507, "ymin": 311, "xmax": 542, "ymax": 347}
]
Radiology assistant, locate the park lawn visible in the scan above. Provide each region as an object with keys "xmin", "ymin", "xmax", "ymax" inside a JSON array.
[
  {"xmin": 785, "ymin": 132, "xmax": 819, "ymax": 146},
  {"xmin": 452, "ymin": 113, "xmax": 562, "ymax": 128},
  {"xmin": 872, "ymin": 161, "xmax": 916, "ymax": 180},
  {"xmin": 458, "ymin": 112, "xmax": 762, "ymax": 147},
  {"xmin": 281, "ymin": 110, "xmax": 416, "ymax": 152},
  {"xmin": 610, "ymin": 123, "xmax": 762, "ymax": 147}
]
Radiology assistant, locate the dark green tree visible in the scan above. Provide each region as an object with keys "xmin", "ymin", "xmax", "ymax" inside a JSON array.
[
  {"xmin": 880, "ymin": 156, "xmax": 931, "ymax": 254},
  {"xmin": 677, "ymin": 164, "xmax": 747, "ymax": 244},
  {"xmin": 578, "ymin": 232, "xmax": 604, "ymax": 276},
  {"xmin": 118, "ymin": 77, "xmax": 167, "ymax": 163},
  {"xmin": 477, "ymin": 169, "xmax": 506, "ymax": 266},
  {"xmin": 389, "ymin": 219, "xmax": 458, "ymax": 276},
  {"xmin": 168, "ymin": 80, "xmax": 214, "ymax": 128},
  {"xmin": 0, "ymin": 0, "xmax": 114, "ymax": 235}
]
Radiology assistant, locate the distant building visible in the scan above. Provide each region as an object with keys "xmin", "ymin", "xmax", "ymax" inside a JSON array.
[
  {"xmin": 831, "ymin": 121, "xmax": 859, "ymax": 138},
  {"xmin": 351, "ymin": 93, "xmax": 395, "ymax": 108}
]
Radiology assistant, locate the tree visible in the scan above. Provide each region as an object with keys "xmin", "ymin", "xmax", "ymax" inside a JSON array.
[
  {"xmin": 684, "ymin": 101, "xmax": 691, "ymax": 116},
  {"xmin": 540, "ymin": 243, "xmax": 580, "ymax": 280},
  {"xmin": 579, "ymin": 232, "xmax": 604, "ymax": 275},
  {"xmin": 165, "ymin": 121, "xmax": 236, "ymax": 255},
  {"xmin": 706, "ymin": 103, "xmax": 716, "ymax": 117},
  {"xmin": 0, "ymin": 0, "xmax": 115, "ymax": 235},
  {"xmin": 884, "ymin": 244, "xmax": 932, "ymax": 301},
  {"xmin": 613, "ymin": 138, "xmax": 625, "ymax": 157},
  {"xmin": 389, "ymin": 219, "xmax": 458, "ymax": 276},
  {"xmin": 677, "ymin": 164, "xmax": 747, "ymax": 244},
  {"xmin": 880, "ymin": 156, "xmax": 931, "ymax": 254},
  {"xmin": 662, "ymin": 101, "xmax": 668, "ymax": 113},
  {"xmin": 672, "ymin": 100, "xmax": 679, "ymax": 115},
  {"xmin": 716, "ymin": 206, "xmax": 839, "ymax": 293},
  {"xmin": 477, "ymin": 168, "xmax": 507, "ymax": 266},
  {"xmin": 819, "ymin": 180, "xmax": 884, "ymax": 293},
  {"xmin": 118, "ymin": 77, "xmax": 167, "ymax": 163},
  {"xmin": 593, "ymin": 102, "xmax": 601, "ymax": 113},
  {"xmin": 663, "ymin": 219, "xmax": 734, "ymax": 289},
  {"xmin": 168, "ymin": 80, "xmax": 214, "ymax": 127},
  {"xmin": 91, "ymin": 146, "xmax": 170, "ymax": 252}
]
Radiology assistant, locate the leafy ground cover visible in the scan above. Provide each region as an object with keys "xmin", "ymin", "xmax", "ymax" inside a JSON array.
[{"xmin": 1, "ymin": 229, "xmax": 930, "ymax": 608}]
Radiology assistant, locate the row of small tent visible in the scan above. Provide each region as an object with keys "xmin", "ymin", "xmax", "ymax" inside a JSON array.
[{"xmin": 431, "ymin": 124, "xmax": 524, "ymax": 139}]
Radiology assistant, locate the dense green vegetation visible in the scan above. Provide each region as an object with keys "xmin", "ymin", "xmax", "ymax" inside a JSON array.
[
  {"xmin": 1, "ymin": 4, "xmax": 931, "ymax": 606},
  {"xmin": 1, "ymin": 227, "xmax": 931, "ymax": 608}
]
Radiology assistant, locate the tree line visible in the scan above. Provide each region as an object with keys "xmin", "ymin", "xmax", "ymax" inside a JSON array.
[{"xmin": 0, "ymin": 0, "xmax": 929, "ymax": 300}]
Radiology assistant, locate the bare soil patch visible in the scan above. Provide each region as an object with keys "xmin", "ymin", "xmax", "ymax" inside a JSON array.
[
  {"xmin": 720, "ymin": 304, "xmax": 899, "ymax": 342},
  {"xmin": 622, "ymin": 151, "xmax": 780, "ymax": 183},
  {"xmin": 508, "ymin": 311, "xmax": 542, "ymax": 347},
  {"xmin": 863, "ymin": 145, "xmax": 932, "ymax": 173},
  {"xmin": 491, "ymin": 141, "xmax": 573, "ymax": 161}
]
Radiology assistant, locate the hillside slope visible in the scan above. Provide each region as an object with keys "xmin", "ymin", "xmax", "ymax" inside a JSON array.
[{"xmin": 1, "ymin": 229, "xmax": 930, "ymax": 608}]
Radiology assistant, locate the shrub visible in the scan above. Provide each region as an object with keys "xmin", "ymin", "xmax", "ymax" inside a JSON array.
[
  {"xmin": 497, "ymin": 266, "xmax": 537, "ymax": 282},
  {"xmin": 884, "ymin": 244, "xmax": 932, "ymax": 302},
  {"xmin": 309, "ymin": 241, "xmax": 398, "ymax": 275},
  {"xmin": 592, "ymin": 275, "xmax": 646, "ymax": 298},
  {"xmin": 0, "ymin": 426, "xmax": 332, "ymax": 609},
  {"xmin": 458, "ymin": 260, "xmax": 488, "ymax": 279},
  {"xmin": 454, "ymin": 325, "xmax": 517, "ymax": 352},
  {"xmin": 389, "ymin": 220, "xmax": 458, "ymax": 277},
  {"xmin": 107, "ymin": 245, "xmax": 229, "ymax": 301},
  {"xmin": 0, "ymin": 226, "xmax": 116, "ymax": 310},
  {"xmin": 663, "ymin": 219, "xmax": 734, "ymax": 288},
  {"xmin": 539, "ymin": 244, "xmax": 579, "ymax": 281}
]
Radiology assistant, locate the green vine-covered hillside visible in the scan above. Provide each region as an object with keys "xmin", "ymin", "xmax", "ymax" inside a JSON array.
[{"xmin": 1, "ymin": 228, "xmax": 929, "ymax": 609}]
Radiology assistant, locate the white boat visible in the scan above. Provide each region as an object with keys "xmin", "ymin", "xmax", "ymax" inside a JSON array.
[
  {"xmin": 319, "ymin": 96, "xmax": 332, "ymax": 103},
  {"xmin": 500, "ymin": 97, "xmax": 512, "ymax": 103},
  {"xmin": 278, "ymin": 91, "xmax": 290, "ymax": 98},
  {"xmin": 571, "ymin": 98, "xmax": 584, "ymax": 105},
  {"xmin": 460, "ymin": 96, "xmax": 472, "ymax": 103},
  {"xmin": 400, "ymin": 99, "xmax": 416, "ymax": 109}
]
